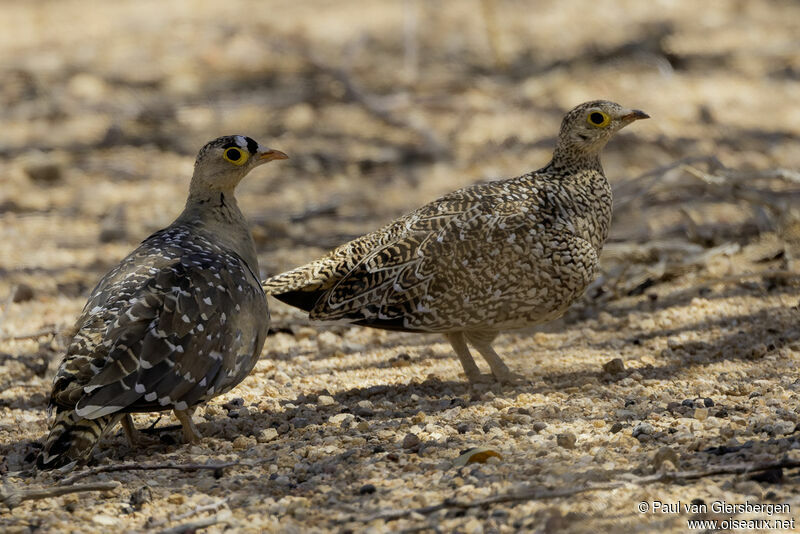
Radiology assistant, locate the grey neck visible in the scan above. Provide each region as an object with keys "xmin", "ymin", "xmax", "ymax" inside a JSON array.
[{"xmin": 177, "ymin": 190, "xmax": 260, "ymax": 274}]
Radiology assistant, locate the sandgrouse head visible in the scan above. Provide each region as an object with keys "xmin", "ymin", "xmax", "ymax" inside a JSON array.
[
  {"xmin": 192, "ymin": 135, "xmax": 288, "ymax": 191},
  {"xmin": 556, "ymin": 100, "xmax": 649, "ymax": 156}
]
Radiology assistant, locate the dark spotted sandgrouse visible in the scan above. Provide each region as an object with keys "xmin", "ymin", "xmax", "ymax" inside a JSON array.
[
  {"xmin": 37, "ymin": 136, "xmax": 288, "ymax": 470},
  {"xmin": 263, "ymin": 101, "xmax": 648, "ymax": 384}
]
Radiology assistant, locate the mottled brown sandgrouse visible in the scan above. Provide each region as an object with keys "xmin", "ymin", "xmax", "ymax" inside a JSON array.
[
  {"xmin": 263, "ymin": 101, "xmax": 647, "ymax": 384},
  {"xmin": 37, "ymin": 135, "xmax": 288, "ymax": 469}
]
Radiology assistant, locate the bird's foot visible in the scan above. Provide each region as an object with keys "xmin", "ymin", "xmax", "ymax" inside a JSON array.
[
  {"xmin": 121, "ymin": 415, "xmax": 161, "ymax": 448},
  {"xmin": 174, "ymin": 409, "xmax": 202, "ymax": 444},
  {"xmin": 492, "ymin": 370, "xmax": 527, "ymax": 385},
  {"xmin": 465, "ymin": 372, "xmax": 500, "ymax": 385},
  {"xmin": 465, "ymin": 370, "xmax": 527, "ymax": 385}
]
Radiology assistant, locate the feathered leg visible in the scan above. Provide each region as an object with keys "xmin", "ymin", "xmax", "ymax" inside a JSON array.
[
  {"xmin": 465, "ymin": 330, "xmax": 524, "ymax": 384},
  {"xmin": 444, "ymin": 331, "xmax": 483, "ymax": 383},
  {"xmin": 174, "ymin": 408, "xmax": 201, "ymax": 443}
]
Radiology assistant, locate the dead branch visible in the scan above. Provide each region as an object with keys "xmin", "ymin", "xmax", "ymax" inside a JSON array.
[
  {"xmin": 57, "ymin": 460, "xmax": 239, "ymax": 486},
  {"xmin": 148, "ymin": 498, "xmax": 230, "ymax": 530},
  {"xmin": 1, "ymin": 481, "xmax": 119, "ymax": 509},
  {"xmin": 0, "ymin": 327, "xmax": 59, "ymax": 342},
  {"xmin": 305, "ymin": 53, "xmax": 448, "ymax": 157},
  {"xmin": 156, "ymin": 510, "xmax": 232, "ymax": 534},
  {"xmin": 612, "ymin": 155, "xmax": 723, "ymax": 212},
  {"xmin": 351, "ymin": 458, "xmax": 800, "ymax": 524}
]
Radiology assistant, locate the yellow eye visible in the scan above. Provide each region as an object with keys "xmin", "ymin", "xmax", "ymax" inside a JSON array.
[
  {"xmin": 587, "ymin": 111, "xmax": 611, "ymax": 128},
  {"xmin": 223, "ymin": 147, "xmax": 249, "ymax": 166}
]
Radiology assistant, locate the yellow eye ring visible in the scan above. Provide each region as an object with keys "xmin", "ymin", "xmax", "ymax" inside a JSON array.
[
  {"xmin": 223, "ymin": 147, "xmax": 249, "ymax": 166},
  {"xmin": 587, "ymin": 111, "xmax": 611, "ymax": 128}
]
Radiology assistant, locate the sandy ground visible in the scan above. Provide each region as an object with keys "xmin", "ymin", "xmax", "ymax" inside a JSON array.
[{"xmin": 2, "ymin": 0, "xmax": 800, "ymax": 532}]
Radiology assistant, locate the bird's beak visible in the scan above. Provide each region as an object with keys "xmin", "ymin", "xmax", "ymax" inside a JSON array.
[
  {"xmin": 258, "ymin": 149, "xmax": 289, "ymax": 162},
  {"xmin": 620, "ymin": 109, "xmax": 650, "ymax": 122}
]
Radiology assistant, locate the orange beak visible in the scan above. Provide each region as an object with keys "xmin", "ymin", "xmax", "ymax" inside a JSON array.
[{"xmin": 258, "ymin": 149, "xmax": 289, "ymax": 162}]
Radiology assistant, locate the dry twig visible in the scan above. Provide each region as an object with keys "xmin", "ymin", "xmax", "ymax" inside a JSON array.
[
  {"xmin": 305, "ymin": 53, "xmax": 447, "ymax": 156},
  {"xmin": 1, "ymin": 481, "xmax": 119, "ymax": 509},
  {"xmin": 0, "ymin": 327, "xmax": 59, "ymax": 342},
  {"xmin": 156, "ymin": 511, "xmax": 232, "ymax": 534},
  {"xmin": 148, "ymin": 498, "xmax": 230, "ymax": 530},
  {"xmin": 57, "ymin": 460, "xmax": 239, "ymax": 486}
]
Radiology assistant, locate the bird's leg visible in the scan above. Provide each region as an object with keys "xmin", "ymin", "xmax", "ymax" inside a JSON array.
[
  {"xmin": 120, "ymin": 414, "xmax": 159, "ymax": 447},
  {"xmin": 174, "ymin": 407, "xmax": 202, "ymax": 443},
  {"xmin": 444, "ymin": 331, "xmax": 485, "ymax": 383},
  {"xmin": 465, "ymin": 330, "xmax": 525, "ymax": 384}
]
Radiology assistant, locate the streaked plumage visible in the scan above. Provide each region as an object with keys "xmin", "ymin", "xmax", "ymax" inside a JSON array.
[
  {"xmin": 38, "ymin": 135, "xmax": 287, "ymax": 469},
  {"xmin": 263, "ymin": 101, "xmax": 648, "ymax": 383}
]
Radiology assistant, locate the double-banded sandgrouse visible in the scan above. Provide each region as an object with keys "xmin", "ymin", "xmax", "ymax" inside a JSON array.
[
  {"xmin": 263, "ymin": 101, "xmax": 647, "ymax": 384},
  {"xmin": 37, "ymin": 135, "xmax": 287, "ymax": 469}
]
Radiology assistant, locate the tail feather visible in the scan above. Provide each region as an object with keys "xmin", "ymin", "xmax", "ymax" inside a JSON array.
[
  {"xmin": 37, "ymin": 408, "xmax": 120, "ymax": 470},
  {"xmin": 272, "ymin": 289, "xmax": 324, "ymax": 313}
]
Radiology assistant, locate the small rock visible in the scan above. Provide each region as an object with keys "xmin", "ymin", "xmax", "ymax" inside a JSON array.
[
  {"xmin": 356, "ymin": 421, "xmax": 370, "ymax": 432},
  {"xmin": 25, "ymin": 158, "xmax": 62, "ymax": 184},
  {"xmin": 354, "ymin": 400, "xmax": 375, "ymax": 417},
  {"xmin": 293, "ymin": 326, "xmax": 317, "ymax": 340},
  {"xmin": 609, "ymin": 422, "xmax": 624, "ymax": 434},
  {"xmin": 167, "ymin": 493, "xmax": 186, "ymax": 505},
  {"xmin": 129, "ymin": 486, "xmax": 152, "ymax": 509},
  {"xmin": 329, "ymin": 413, "xmax": 354, "ymax": 426},
  {"xmin": 556, "ymin": 433, "xmax": 576, "ymax": 449},
  {"xmin": 694, "ymin": 407, "xmax": 709, "ymax": 421},
  {"xmin": 390, "ymin": 352, "xmax": 412, "ymax": 367},
  {"xmin": 232, "ymin": 435, "xmax": 255, "ymax": 450},
  {"xmin": 223, "ymin": 398, "xmax": 244, "ymax": 412},
  {"xmin": 273, "ymin": 371, "xmax": 291, "ymax": 385},
  {"xmin": 532, "ymin": 422, "xmax": 547, "ymax": 432},
  {"xmin": 652, "ymin": 446, "xmax": 680, "ymax": 471},
  {"xmin": 602, "ymin": 358, "xmax": 625, "ymax": 374},
  {"xmin": 358, "ymin": 483, "xmax": 376, "ymax": 495},
  {"xmin": 318, "ymin": 395, "xmax": 336, "ymax": 407},
  {"xmin": 11, "ymin": 283, "xmax": 34, "ymax": 303},
  {"xmin": 773, "ymin": 420, "xmax": 795, "ymax": 435},
  {"xmin": 681, "ymin": 399, "xmax": 695, "ymax": 408},
  {"xmin": 92, "ymin": 515, "xmax": 118, "ymax": 526},
  {"xmin": 703, "ymin": 398, "xmax": 714, "ymax": 407},
  {"xmin": 632, "ymin": 422, "xmax": 654, "ymax": 438},
  {"xmin": 402, "ymin": 433, "xmax": 421, "ymax": 449},
  {"xmin": 747, "ymin": 344, "xmax": 768, "ymax": 360},
  {"xmin": 257, "ymin": 428, "xmax": 279, "ymax": 443},
  {"xmin": 317, "ymin": 331, "xmax": 341, "ymax": 355}
]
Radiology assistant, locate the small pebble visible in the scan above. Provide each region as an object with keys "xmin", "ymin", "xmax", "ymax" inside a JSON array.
[
  {"xmin": 610, "ymin": 422, "xmax": 624, "ymax": 434},
  {"xmin": 12, "ymin": 283, "xmax": 35, "ymax": 303},
  {"xmin": 632, "ymin": 422, "xmax": 654, "ymax": 438},
  {"xmin": 317, "ymin": 331, "xmax": 341, "ymax": 355},
  {"xmin": 358, "ymin": 484, "xmax": 376, "ymax": 495},
  {"xmin": 402, "ymin": 433, "xmax": 421, "ymax": 449},
  {"xmin": 556, "ymin": 433, "xmax": 576, "ymax": 449},
  {"xmin": 25, "ymin": 159, "xmax": 62, "ymax": 184},
  {"xmin": 257, "ymin": 428, "xmax": 279, "ymax": 443},
  {"xmin": 318, "ymin": 395, "xmax": 336, "ymax": 406},
  {"xmin": 694, "ymin": 408, "xmax": 709, "ymax": 421},
  {"xmin": 602, "ymin": 358, "xmax": 625, "ymax": 374}
]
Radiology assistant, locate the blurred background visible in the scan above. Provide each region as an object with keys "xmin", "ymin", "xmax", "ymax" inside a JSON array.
[
  {"xmin": 1, "ymin": 0, "xmax": 798, "ymax": 313},
  {"xmin": 1, "ymin": 1, "xmax": 800, "ymax": 530}
]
